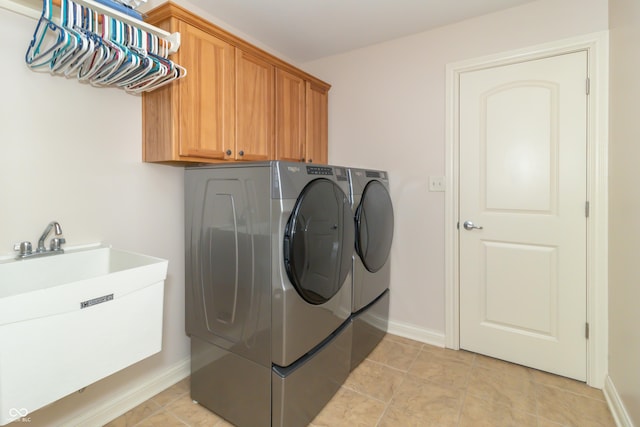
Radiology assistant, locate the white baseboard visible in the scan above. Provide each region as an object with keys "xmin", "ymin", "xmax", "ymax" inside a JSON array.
[
  {"xmin": 74, "ymin": 356, "xmax": 190, "ymax": 427},
  {"xmin": 387, "ymin": 319, "xmax": 445, "ymax": 348},
  {"xmin": 603, "ymin": 375, "xmax": 634, "ymax": 427}
]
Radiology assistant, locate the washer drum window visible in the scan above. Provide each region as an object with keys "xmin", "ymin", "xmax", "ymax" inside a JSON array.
[{"xmin": 283, "ymin": 179, "xmax": 354, "ymax": 305}]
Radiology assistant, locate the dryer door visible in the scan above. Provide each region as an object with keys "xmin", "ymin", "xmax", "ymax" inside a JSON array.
[
  {"xmin": 355, "ymin": 180, "xmax": 395, "ymax": 272},
  {"xmin": 283, "ymin": 178, "xmax": 354, "ymax": 305}
]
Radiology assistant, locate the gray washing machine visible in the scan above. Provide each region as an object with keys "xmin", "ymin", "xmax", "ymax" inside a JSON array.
[
  {"xmin": 348, "ymin": 168, "xmax": 394, "ymax": 370},
  {"xmin": 185, "ymin": 161, "xmax": 354, "ymax": 427}
]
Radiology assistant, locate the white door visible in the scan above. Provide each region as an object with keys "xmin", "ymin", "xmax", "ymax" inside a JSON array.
[{"xmin": 459, "ymin": 51, "xmax": 588, "ymax": 381}]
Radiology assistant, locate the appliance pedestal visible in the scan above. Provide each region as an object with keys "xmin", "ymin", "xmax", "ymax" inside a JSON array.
[
  {"xmin": 351, "ymin": 290, "xmax": 390, "ymax": 371},
  {"xmin": 272, "ymin": 322, "xmax": 352, "ymax": 427},
  {"xmin": 191, "ymin": 337, "xmax": 271, "ymax": 427}
]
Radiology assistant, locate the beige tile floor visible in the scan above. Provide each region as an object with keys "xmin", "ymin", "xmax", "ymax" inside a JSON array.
[{"xmin": 105, "ymin": 334, "xmax": 615, "ymax": 427}]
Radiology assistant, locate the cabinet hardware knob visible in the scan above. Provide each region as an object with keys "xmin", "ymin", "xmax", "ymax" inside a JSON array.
[
  {"xmin": 239, "ymin": 150, "xmax": 244, "ymax": 156},
  {"xmin": 308, "ymin": 159, "xmax": 312, "ymax": 163},
  {"xmin": 226, "ymin": 149, "xmax": 232, "ymax": 156}
]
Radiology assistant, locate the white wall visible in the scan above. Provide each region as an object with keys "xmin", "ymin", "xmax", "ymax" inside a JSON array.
[
  {"xmin": 303, "ymin": 0, "xmax": 609, "ymax": 340},
  {"xmin": 0, "ymin": 8, "xmax": 188, "ymax": 426},
  {"xmin": 608, "ymin": 0, "xmax": 640, "ymax": 424}
]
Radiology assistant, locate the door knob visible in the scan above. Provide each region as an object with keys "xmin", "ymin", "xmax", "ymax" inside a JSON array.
[{"xmin": 463, "ymin": 220, "xmax": 483, "ymax": 231}]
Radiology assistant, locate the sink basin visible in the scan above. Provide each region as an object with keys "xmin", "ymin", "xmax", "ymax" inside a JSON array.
[{"xmin": 0, "ymin": 245, "xmax": 168, "ymax": 425}]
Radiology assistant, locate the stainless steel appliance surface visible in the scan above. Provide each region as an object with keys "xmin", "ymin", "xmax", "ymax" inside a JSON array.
[
  {"xmin": 348, "ymin": 168, "xmax": 394, "ymax": 370},
  {"xmin": 185, "ymin": 161, "xmax": 354, "ymax": 427}
]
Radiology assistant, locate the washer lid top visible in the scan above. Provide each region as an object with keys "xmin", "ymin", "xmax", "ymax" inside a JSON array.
[
  {"xmin": 355, "ymin": 180, "xmax": 394, "ymax": 273},
  {"xmin": 283, "ymin": 178, "xmax": 354, "ymax": 305}
]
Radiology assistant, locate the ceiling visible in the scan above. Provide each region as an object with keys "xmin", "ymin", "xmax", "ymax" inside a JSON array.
[{"xmin": 181, "ymin": 0, "xmax": 538, "ymax": 63}]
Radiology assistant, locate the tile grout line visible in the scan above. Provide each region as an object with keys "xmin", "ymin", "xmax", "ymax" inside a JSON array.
[
  {"xmin": 456, "ymin": 388, "xmax": 470, "ymax": 427},
  {"xmin": 455, "ymin": 352, "xmax": 477, "ymax": 427},
  {"xmin": 363, "ymin": 356, "xmax": 414, "ymax": 375},
  {"xmin": 130, "ymin": 406, "xmax": 166, "ymax": 427},
  {"xmin": 403, "ymin": 342, "xmax": 425, "ymax": 374},
  {"xmin": 533, "ymin": 377, "xmax": 541, "ymax": 426},
  {"xmin": 373, "ymin": 369, "xmax": 410, "ymax": 427},
  {"xmin": 168, "ymin": 410, "xmax": 191, "ymax": 427},
  {"xmin": 363, "ymin": 338, "xmax": 422, "ymax": 427},
  {"xmin": 132, "ymin": 387, "xmax": 190, "ymax": 427},
  {"xmin": 340, "ymin": 383, "xmax": 389, "ymax": 406}
]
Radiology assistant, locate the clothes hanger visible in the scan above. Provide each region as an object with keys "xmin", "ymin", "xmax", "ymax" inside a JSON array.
[
  {"xmin": 90, "ymin": 15, "xmax": 130, "ymax": 85},
  {"xmin": 98, "ymin": 29, "xmax": 138, "ymax": 84},
  {"xmin": 115, "ymin": 27, "xmax": 154, "ymax": 86},
  {"xmin": 76, "ymin": 8, "xmax": 110, "ymax": 80},
  {"xmin": 25, "ymin": 0, "xmax": 185, "ymax": 92},
  {"xmin": 25, "ymin": 0, "xmax": 71, "ymax": 70},
  {"xmin": 49, "ymin": 0, "xmax": 83, "ymax": 74},
  {"xmin": 60, "ymin": 1, "xmax": 96, "ymax": 77}
]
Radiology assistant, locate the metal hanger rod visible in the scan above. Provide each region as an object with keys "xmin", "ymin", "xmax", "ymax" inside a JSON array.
[
  {"xmin": 55, "ymin": 0, "xmax": 180, "ymax": 54},
  {"xmin": 1, "ymin": 0, "xmax": 180, "ymax": 54}
]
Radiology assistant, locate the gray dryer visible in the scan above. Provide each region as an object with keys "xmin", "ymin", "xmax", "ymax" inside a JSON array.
[{"xmin": 348, "ymin": 168, "xmax": 394, "ymax": 370}]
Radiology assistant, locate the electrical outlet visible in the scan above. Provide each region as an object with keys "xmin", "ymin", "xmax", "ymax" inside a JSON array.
[{"xmin": 428, "ymin": 176, "xmax": 446, "ymax": 192}]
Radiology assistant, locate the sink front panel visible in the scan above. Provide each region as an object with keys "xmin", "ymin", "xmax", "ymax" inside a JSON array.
[
  {"xmin": 0, "ymin": 281, "xmax": 164, "ymax": 425},
  {"xmin": 0, "ymin": 246, "xmax": 168, "ymax": 426}
]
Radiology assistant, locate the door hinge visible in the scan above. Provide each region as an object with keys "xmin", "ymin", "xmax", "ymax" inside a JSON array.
[
  {"xmin": 586, "ymin": 78, "xmax": 590, "ymax": 95},
  {"xmin": 585, "ymin": 322, "xmax": 590, "ymax": 339},
  {"xmin": 585, "ymin": 201, "xmax": 590, "ymax": 218},
  {"xmin": 457, "ymin": 221, "xmax": 460, "ymax": 230}
]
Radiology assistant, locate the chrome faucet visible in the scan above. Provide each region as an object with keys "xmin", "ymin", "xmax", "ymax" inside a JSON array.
[
  {"xmin": 14, "ymin": 221, "xmax": 66, "ymax": 259},
  {"xmin": 37, "ymin": 221, "xmax": 63, "ymax": 253}
]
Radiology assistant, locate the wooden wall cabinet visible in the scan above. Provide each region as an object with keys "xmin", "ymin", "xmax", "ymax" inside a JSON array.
[
  {"xmin": 142, "ymin": 2, "xmax": 330, "ymax": 165},
  {"xmin": 305, "ymin": 81, "xmax": 329, "ymax": 165},
  {"xmin": 275, "ymin": 68, "xmax": 305, "ymax": 162},
  {"xmin": 176, "ymin": 21, "xmax": 234, "ymax": 161},
  {"xmin": 235, "ymin": 50, "xmax": 274, "ymax": 161},
  {"xmin": 274, "ymin": 70, "xmax": 329, "ymax": 164}
]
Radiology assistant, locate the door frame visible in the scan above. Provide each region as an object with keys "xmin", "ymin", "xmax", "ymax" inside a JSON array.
[{"xmin": 444, "ymin": 31, "xmax": 609, "ymax": 388}]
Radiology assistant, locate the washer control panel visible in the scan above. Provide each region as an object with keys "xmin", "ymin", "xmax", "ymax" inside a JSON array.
[{"xmin": 306, "ymin": 166, "xmax": 334, "ymax": 176}]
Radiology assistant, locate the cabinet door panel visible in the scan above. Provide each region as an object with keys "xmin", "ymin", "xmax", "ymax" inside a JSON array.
[
  {"xmin": 236, "ymin": 50, "xmax": 274, "ymax": 161},
  {"xmin": 275, "ymin": 69, "xmax": 305, "ymax": 162},
  {"xmin": 178, "ymin": 22, "xmax": 235, "ymax": 159},
  {"xmin": 306, "ymin": 82, "xmax": 329, "ymax": 164}
]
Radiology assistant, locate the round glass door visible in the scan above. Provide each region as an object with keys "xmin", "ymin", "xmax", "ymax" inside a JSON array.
[
  {"xmin": 283, "ymin": 178, "xmax": 354, "ymax": 305},
  {"xmin": 355, "ymin": 180, "xmax": 394, "ymax": 272}
]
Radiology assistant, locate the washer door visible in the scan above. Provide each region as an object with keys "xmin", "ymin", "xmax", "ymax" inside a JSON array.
[
  {"xmin": 284, "ymin": 178, "xmax": 354, "ymax": 305},
  {"xmin": 355, "ymin": 180, "xmax": 395, "ymax": 272}
]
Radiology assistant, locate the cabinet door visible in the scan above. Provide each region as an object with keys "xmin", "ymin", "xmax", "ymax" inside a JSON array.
[
  {"xmin": 305, "ymin": 81, "xmax": 329, "ymax": 164},
  {"xmin": 178, "ymin": 22, "xmax": 235, "ymax": 160},
  {"xmin": 275, "ymin": 69, "xmax": 305, "ymax": 162},
  {"xmin": 235, "ymin": 50, "xmax": 274, "ymax": 161}
]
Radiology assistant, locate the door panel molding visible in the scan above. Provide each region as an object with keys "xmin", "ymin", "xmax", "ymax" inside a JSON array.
[{"xmin": 444, "ymin": 31, "xmax": 609, "ymax": 388}]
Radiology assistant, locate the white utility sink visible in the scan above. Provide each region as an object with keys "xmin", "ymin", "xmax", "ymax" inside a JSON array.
[{"xmin": 0, "ymin": 245, "xmax": 168, "ymax": 426}]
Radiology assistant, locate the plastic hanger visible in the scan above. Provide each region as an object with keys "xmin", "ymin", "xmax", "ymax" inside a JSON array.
[
  {"xmin": 61, "ymin": 2, "xmax": 97, "ymax": 77},
  {"xmin": 25, "ymin": 0, "xmax": 185, "ymax": 92},
  {"xmin": 25, "ymin": 0, "xmax": 70, "ymax": 69},
  {"xmin": 77, "ymin": 8, "xmax": 110, "ymax": 80},
  {"xmin": 49, "ymin": 0, "xmax": 82, "ymax": 74}
]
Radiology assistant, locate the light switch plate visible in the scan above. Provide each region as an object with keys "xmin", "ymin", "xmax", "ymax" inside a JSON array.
[{"xmin": 429, "ymin": 176, "xmax": 446, "ymax": 192}]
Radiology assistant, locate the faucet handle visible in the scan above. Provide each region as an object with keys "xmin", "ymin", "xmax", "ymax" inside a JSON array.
[
  {"xmin": 50, "ymin": 237, "xmax": 66, "ymax": 252},
  {"xmin": 14, "ymin": 241, "xmax": 33, "ymax": 257}
]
